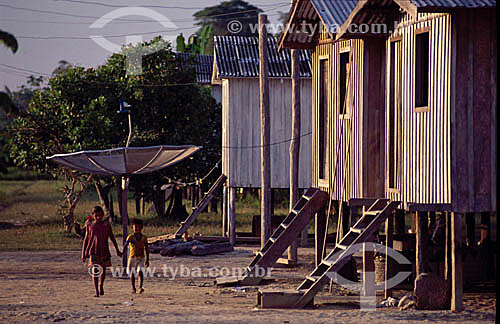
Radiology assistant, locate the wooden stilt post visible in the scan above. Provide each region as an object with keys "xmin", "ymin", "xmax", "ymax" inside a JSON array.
[
  {"xmin": 394, "ymin": 209, "xmax": 405, "ymax": 234},
  {"xmin": 415, "ymin": 211, "xmax": 428, "ymax": 276},
  {"xmin": 314, "ymin": 207, "xmax": 326, "ymax": 266},
  {"xmin": 479, "ymin": 212, "xmax": 492, "ymax": 280},
  {"xmin": 258, "ymin": 14, "xmax": 271, "ymax": 248},
  {"xmin": 384, "ymin": 212, "xmax": 394, "ymax": 298},
  {"xmin": 340, "ymin": 202, "xmax": 350, "ymax": 241},
  {"xmin": 362, "ymin": 242, "xmax": 376, "ymax": 310},
  {"xmin": 287, "ymin": 48, "xmax": 301, "ymax": 264},
  {"xmin": 222, "ymin": 185, "xmax": 228, "ymax": 237},
  {"xmin": 451, "ymin": 212, "xmax": 463, "ymax": 311},
  {"xmin": 228, "ymin": 187, "xmax": 236, "ymax": 246},
  {"xmin": 465, "ymin": 212, "xmax": 475, "ymax": 247},
  {"xmin": 445, "ymin": 211, "xmax": 451, "ymax": 281}
]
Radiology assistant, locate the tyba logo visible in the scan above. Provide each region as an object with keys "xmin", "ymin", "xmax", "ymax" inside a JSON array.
[
  {"xmin": 89, "ymin": 7, "xmax": 177, "ymax": 75},
  {"xmin": 325, "ymin": 242, "xmax": 411, "ymax": 310}
]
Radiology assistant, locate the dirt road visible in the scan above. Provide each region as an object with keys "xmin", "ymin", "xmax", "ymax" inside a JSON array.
[{"xmin": 0, "ymin": 248, "xmax": 495, "ymax": 323}]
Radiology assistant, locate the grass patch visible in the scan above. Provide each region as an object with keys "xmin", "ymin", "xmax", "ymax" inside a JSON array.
[
  {"xmin": 0, "ymin": 180, "xmax": 337, "ymax": 251},
  {"xmin": 0, "ymin": 167, "xmax": 52, "ymax": 181}
]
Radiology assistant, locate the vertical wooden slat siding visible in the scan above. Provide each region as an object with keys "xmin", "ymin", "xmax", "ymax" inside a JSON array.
[
  {"xmin": 451, "ymin": 8, "xmax": 496, "ymax": 213},
  {"xmin": 385, "ymin": 13, "xmax": 452, "ymax": 206},
  {"xmin": 222, "ymin": 78, "xmax": 313, "ymax": 188},
  {"xmin": 312, "ymin": 27, "xmax": 368, "ymax": 201}
]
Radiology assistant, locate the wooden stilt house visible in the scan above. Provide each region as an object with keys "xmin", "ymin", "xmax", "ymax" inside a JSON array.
[
  {"xmin": 212, "ymin": 36, "xmax": 313, "ymax": 239},
  {"xmin": 254, "ymin": 0, "xmax": 496, "ymax": 310}
]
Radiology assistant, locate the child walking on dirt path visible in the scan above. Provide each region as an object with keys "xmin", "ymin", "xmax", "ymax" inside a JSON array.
[
  {"xmin": 81, "ymin": 206, "xmax": 122, "ymax": 297},
  {"xmin": 124, "ymin": 218, "xmax": 150, "ymax": 294}
]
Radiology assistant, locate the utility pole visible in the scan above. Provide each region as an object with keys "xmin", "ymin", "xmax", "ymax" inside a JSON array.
[
  {"xmin": 259, "ymin": 14, "xmax": 271, "ymax": 248},
  {"xmin": 288, "ymin": 49, "xmax": 301, "ymax": 263}
]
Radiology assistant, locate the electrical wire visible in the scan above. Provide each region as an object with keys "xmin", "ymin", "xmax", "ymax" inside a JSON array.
[
  {"xmin": 222, "ymin": 132, "xmax": 311, "ymax": 149},
  {"xmin": 52, "ymin": 0, "xmax": 290, "ymax": 10},
  {"xmin": 0, "ymin": 3, "xmax": 288, "ymax": 24}
]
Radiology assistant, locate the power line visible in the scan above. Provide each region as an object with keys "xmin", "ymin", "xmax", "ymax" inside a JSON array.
[
  {"xmin": 16, "ymin": 26, "xmax": 199, "ymax": 40},
  {"xmin": 13, "ymin": 13, "xmax": 282, "ymax": 40},
  {"xmin": 222, "ymin": 132, "xmax": 312, "ymax": 149},
  {"xmin": 0, "ymin": 64, "xmax": 52, "ymax": 77},
  {"xmin": 53, "ymin": 0, "xmax": 289, "ymax": 10},
  {"xmin": 0, "ymin": 3, "xmax": 288, "ymax": 24}
]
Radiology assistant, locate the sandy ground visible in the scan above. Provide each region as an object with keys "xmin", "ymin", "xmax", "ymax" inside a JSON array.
[{"xmin": 0, "ymin": 247, "xmax": 496, "ymax": 324}]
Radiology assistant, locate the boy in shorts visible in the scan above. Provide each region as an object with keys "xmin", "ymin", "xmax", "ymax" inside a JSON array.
[{"xmin": 124, "ymin": 218, "xmax": 149, "ymax": 293}]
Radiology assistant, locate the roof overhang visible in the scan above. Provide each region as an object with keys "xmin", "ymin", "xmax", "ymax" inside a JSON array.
[
  {"xmin": 211, "ymin": 49, "xmax": 222, "ymax": 85},
  {"xmin": 278, "ymin": 0, "xmax": 321, "ymax": 51},
  {"xmin": 336, "ymin": 0, "xmax": 416, "ymax": 40}
]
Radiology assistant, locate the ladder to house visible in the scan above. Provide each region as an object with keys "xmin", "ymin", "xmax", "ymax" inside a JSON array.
[
  {"xmin": 216, "ymin": 187, "xmax": 329, "ymax": 287},
  {"xmin": 174, "ymin": 174, "xmax": 227, "ymax": 239},
  {"xmin": 257, "ymin": 198, "xmax": 400, "ymax": 308}
]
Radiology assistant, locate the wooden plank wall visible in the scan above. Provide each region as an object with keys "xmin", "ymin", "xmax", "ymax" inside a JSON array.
[
  {"xmin": 385, "ymin": 13, "xmax": 453, "ymax": 206},
  {"xmin": 451, "ymin": 8, "xmax": 497, "ymax": 213},
  {"xmin": 222, "ymin": 78, "xmax": 313, "ymax": 188},
  {"xmin": 312, "ymin": 30, "xmax": 366, "ymax": 201}
]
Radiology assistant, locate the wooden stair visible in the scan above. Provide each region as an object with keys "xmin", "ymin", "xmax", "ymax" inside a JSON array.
[
  {"xmin": 257, "ymin": 198, "xmax": 400, "ymax": 308},
  {"xmin": 215, "ymin": 188, "xmax": 328, "ymax": 287},
  {"xmin": 174, "ymin": 174, "xmax": 227, "ymax": 238}
]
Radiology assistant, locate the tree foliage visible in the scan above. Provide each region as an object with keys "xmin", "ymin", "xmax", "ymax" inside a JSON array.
[
  {"xmin": 193, "ymin": 0, "xmax": 262, "ymax": 54},
  {"xmin": 5, "ymin": 38, "xmax": 221, "ymax": 226}
]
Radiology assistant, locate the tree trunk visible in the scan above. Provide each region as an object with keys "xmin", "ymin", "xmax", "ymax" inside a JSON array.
[
  {"xmin": 95, "ymin": 181, "xmax": 113, "ymax": 217},
  {"xmin": 135, "ymin": 194, "xmax": 141, "ymax": 216},
  {"xmin": 63, "ymin": 174, "xmax": 92, "ymax": 232},
  {"xmin": 109, "ymin": 190, "xmax": 116, "ymax": 223},
  {"xmin": 116, "ymin": 184, "xmax": 123, "ymax": 223},
  {"xmin": 165, "ymin": 185, "xmax": 176, "ymax": 218},
  {"xmin": 170, "ymin": 187, "xmax": 188, "ymax": 221},
  {"xmin": 64, "ymin": 209, "xmax": 75, "ymax": 233},
  {"xmin": 152, "ymin": 185, "xmax": 166, "ymax": 218}
]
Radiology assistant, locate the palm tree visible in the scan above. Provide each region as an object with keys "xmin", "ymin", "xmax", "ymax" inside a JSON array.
[
  {"xmin": 0, "ymin": 29, "xmax": 18, "ymax": 53},
  {"xmin": 0, "ymin": 30, "xmax": 18, "ymax": 115}
]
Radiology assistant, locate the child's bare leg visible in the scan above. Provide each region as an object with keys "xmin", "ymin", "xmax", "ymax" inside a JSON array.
[
  {"xmin": 93, "ymin": 272, "xmax": 100, "ymax": 297},
  {"xmin": 99, "ymin": 266, "xmax": 106, "ymax": 295},
  {"xmin": 130, "ymin": 273, "xmax": 136, "ymax": 293},
  {"xmin": 138, "ymin": 270, "xmax": 144, "ymax": 293}
]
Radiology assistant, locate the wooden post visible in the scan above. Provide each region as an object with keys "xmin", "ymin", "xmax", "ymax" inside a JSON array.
[
  {"xmin": 479, "ymin": 212, "xmax": 492, "ymax": 280},
  {"xmin": 415, "ymin": 211, "xmax": 428, "ymax": 276},
  {"xmin": 394, "ymin": 209, "xmax": 405, "ymax": 234},
  {"xmin": 222, "ymin": 185, "xmax": 228, "ymax": 237},
  {"xmin": 451, "ymin": 212, "xmax": 463, "ymax": 311},
  {"xmin": 384, "ymin": 212, "xmax": 394, "ymax": 298},
  {"xmin": 362, "ymin": 243, "xmax": 376, "ymax": 310},
  {"xmin": 314, "ymin": 208, "xmax": 326, "ymax": 266},
  {"xmin": 191, "ymin": 185, "xmax": 196, "ymax": 210},
  {"xmin": 445, "ymin": 211, "xmax": 451, "ymax": 280},
  {"xmin": 121, "ymin": 176, "xmax": 129, "ymax": 268},
  {"xmin": 228, "ymin": 187, "xmax": 236, "ymax": 246},
  {"xmin": 287, "ymin": 48, "xmax": 301, "ymax": 263},
  {"xmin": 465, "ymin": 212, "xmax": 475, "ymax": 247},
  {"xmin": 259, "ymin": 14, "xmax": 271, "ymax": 248},
  {"xmin": 341, "ymin": 202, "xmax": 350, "ymax": 240}
]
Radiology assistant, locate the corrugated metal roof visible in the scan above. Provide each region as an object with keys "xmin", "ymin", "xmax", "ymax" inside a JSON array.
[
  {"xmin": 214, "ymin": 35, "xmax": 312, "ymax": 78},
  {"xmin": 410, "ymin": 0, "xmax": 496, "ymax": 8},
  {"xmin": 311, "ymin": 0, "xmax": 358, "ymax": 30},
  {"xmin": 176, "ymin": 53, "xmax": 213, "ymax": 85}
]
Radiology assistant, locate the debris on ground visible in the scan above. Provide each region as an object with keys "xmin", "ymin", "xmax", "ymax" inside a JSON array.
[
  {"xmin": 149, "ymin": 239, "xmax": 234, "ymax": 257},
  {"xmin": 380, "ymin": 297, "xmax": 399, "ymax": 307},
  {"xmin": 398, "ymin": 295, "xmax": 417, "ymax": 310}
]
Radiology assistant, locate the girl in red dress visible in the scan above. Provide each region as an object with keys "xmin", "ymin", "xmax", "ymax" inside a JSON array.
[{"xmin": 82, "ymin": 206, "xmax": 122, "ymax": 297}]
